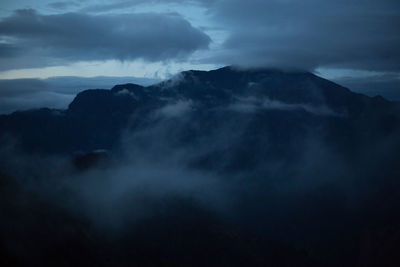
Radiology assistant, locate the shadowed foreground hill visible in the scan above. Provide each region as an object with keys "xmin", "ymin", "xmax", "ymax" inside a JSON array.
[
  {"xmin": 1, "ymin": 66, "xmax": 400, "ymax": 266},
  {"xmin": 0, "ymin": 170, "xmax": 316, "ymax": 267}
]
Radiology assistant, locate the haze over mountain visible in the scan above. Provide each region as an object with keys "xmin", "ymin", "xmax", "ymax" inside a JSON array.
[
  {"xmin": 2, "ymin": 66, "xmax": 399, "ymax": 153},
  {"xmin": 1, "ymin": 66, "xmax": 400, "ymax": 266},
  {"xmin": 1, "ymin": 0, "xmax": 399, "ymax": 265}
]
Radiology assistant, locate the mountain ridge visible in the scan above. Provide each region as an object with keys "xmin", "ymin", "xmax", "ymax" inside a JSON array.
[{"xmin": 0, "ymin": 66, "xmax": 399, "ymax": 155}]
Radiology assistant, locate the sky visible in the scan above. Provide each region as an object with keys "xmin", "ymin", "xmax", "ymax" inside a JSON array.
[{"xmin": 0, "ymin": 0, "xmax": 399, "ymax": 112}]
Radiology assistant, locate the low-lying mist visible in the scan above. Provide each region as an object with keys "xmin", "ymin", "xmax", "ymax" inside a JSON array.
[{"xmin": 1, "ymin": 99, "xmax": 400, "ymax": 266}]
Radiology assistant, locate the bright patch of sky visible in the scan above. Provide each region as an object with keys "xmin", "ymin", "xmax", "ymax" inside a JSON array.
[{"xmin": 0, "ymin": 59, "xmax": 219, "ymax": 79}]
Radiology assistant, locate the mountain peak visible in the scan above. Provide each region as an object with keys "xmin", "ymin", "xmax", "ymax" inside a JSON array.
[
  {"xmin": 1, "ymin": 65, "xmax": 398, "ymax": 154},
  {"xmin": 151, "ymin": 66, "xmax": 351, "ymax": 109}
]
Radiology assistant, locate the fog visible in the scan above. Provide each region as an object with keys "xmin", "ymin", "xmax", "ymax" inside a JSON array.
[{"xmin": 1, "ymin": 80, "xmax": 400, "ymax": 265}]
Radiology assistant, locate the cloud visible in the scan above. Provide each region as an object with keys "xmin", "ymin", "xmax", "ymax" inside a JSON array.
[
  {"xmin": 80, "ymin": 0, "xmax": 216, "ymax": 13},
  {"xmin": 0, "ymin": 9, "xmax": 211, "ymax": 70},
  {"xmin": 229, "ymin": 96, "xmax": 338, "ymax": 116},
  {"xmin": 157, "ymin": 99, "xmax": 194, "ymax": 117},
  {"xmin": 205, "ymin": 0, "xmax": 400, "ymax": 72},
  {"xmin": 157, "ymin": 71, "xmax": 188, "ymax": 89},
  {"xmin": 47, "ymin": 1, "xmax": 81, "ymax": 10},
  {"xmin": 0, "ymin": 112, "xmax": 232, "ymax": 229}
]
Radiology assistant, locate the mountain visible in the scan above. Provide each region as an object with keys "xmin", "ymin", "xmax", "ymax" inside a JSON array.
[
  {"xmin": 1, "ymin": 66, "xmax": 400, "ymax": 266},
  {"xmin": 1, "ymin": 66, "xmax": 398, "ymax": 155}
]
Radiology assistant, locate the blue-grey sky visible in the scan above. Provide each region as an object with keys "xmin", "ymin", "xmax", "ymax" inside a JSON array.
[{"xmin": 0, "ymin": 0, "xmax": 399, "ymax": 112}]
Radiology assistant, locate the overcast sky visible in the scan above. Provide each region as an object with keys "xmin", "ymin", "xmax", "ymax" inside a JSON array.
[{"xmin": 0, "ymin": 0, "xmax": 399, "ymax": 112}]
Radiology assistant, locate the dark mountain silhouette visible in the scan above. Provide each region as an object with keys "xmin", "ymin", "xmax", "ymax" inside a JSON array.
[
  {"xmin": 1, "ymin": 66, "xmax": 398, "ymax": 155},
  {"xmin": 1, "ymin": 66, "xmax": 400, "ymax": 266}
]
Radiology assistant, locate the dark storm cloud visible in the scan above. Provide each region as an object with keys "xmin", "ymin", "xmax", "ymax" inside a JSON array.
[
  {"xmin": 80, "ymin": 0, "xmax": 177, "ymax": 13},
  {"xmin": 0, "ymin": 9, "xmax": 211, "ymax": 70},
  {"xmin": 47, "ymin": 1, "xmax": 81, "ymax": 10},
  {"xmin": 206, "ymin": 0, "xmax": 400, "ymax": 72}
]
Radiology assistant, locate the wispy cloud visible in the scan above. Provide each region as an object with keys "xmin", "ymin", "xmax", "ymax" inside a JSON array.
[{"xmin": 229, "ymin": 96, "xmax": 338, "ymax": 116}]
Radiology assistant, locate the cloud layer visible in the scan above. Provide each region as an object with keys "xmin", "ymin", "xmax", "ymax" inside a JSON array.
[
  {"xmin": 0, "ymin": 9, "xmax": 211, "ymax": 70},
  {"xmin": 208, "ymin": 0, "xmax": 400, "ymax": 72},
  {"xmin": 0, "ymin": 0, "xmax": 399, "ymax": 97}
]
